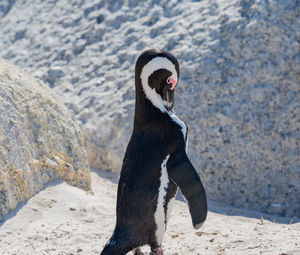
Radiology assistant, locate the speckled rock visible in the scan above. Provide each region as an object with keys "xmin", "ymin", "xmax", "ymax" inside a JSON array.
[
  {"xmin": 0, "ymin": 58, "xmax": 91, "ymax": 221},
  {"xmin": 0, "ymin": 0, "xmax": 299, "ymax": 217},
  {"xmin": 0, "ymin": 0, "xmax": 15, "ymax": 19}
]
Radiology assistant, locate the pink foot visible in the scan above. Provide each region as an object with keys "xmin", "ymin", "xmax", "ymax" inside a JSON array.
[{"xmin": 150, "ymin": 246, "xmax": 163, "ymax": 255}]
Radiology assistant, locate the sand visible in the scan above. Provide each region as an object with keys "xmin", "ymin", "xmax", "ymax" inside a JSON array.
[{"xmin": 0, "ymin": 170, "xmax": 299, "ymax": 255}]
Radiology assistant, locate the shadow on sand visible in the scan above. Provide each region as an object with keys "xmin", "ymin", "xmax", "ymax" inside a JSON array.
[{"xmin": 0, "ymin": 179, "xmax": 63, "ymax": 228}]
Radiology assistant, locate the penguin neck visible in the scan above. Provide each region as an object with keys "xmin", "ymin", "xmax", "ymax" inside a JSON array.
[{"xmin": 133, "ymin": 84, "xmax": 168, "ymax": 130}]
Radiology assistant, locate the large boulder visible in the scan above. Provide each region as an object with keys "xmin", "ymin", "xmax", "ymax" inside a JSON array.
[
  {"xmin": 0, "ymin": 0, "xmax": 15, "ymax": 19},
  {"xmin": 0, "ymin": 0, "xmax": 298, "ymax": 217},
  {"xmin": 0, "ymin": 58, "xmax": 91, "ymax": 221}
]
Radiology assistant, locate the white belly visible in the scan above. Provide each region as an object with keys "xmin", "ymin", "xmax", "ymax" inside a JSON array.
[{"xmin": 154, "ymin": 155, "xmax": 170, "ymax": 245}]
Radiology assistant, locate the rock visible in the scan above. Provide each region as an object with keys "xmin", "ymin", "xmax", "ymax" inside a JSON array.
[
  {"xmin": 0, "ymin": 0, "xmax": 15, "ymax": 19},
  {"xmin": 43, "ymin": 68, "xmax": 65, "ymax": 88},
  {"xmin": 0, "ymin": 0, "xmax": 299, "ymax": 217},
  {"xmin": 0, "ymin": 58, "xmax": 91, "ymax": 221}
]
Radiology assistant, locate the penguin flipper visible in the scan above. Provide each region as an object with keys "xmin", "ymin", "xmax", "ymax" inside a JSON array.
[{"xmin": 167, "ymin": 149, "xmax": 207, "ymax": 229}]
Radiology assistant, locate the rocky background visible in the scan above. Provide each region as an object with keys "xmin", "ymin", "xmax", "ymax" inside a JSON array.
[
  {"xmin": 0, "ymin": 0, "xmax": 299, "ymax": 217},
  {"xmin": 0, "ymin": 58, "xmax": 91, "ymax": 221}
]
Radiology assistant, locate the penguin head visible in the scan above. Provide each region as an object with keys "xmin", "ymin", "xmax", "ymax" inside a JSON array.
[{"xmin": 135, "ymin": 49, "xmax": 180, "ymax": 112}]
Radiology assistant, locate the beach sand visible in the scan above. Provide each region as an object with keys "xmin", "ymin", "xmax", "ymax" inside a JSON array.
[{"xmin": 0, "ymin": 170, "xmax": 299, "ymax": 255}]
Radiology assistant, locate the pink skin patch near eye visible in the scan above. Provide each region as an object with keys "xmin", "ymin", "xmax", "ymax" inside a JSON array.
[{"xmin": 166, "ymin": 77, "xmax": 176, "ymax": 90}]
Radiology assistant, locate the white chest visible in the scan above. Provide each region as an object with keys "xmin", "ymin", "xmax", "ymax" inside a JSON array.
[{"xmin": 154, "ymin": 155, "xmax": 170, "ymax": 245}]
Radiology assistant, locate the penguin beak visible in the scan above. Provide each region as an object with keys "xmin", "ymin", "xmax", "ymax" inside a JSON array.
[
  {"xmin": 163, "ymin": 88, "xmax": 174, "ymax": 111},
  {"xmin": 163, "ymin": 76, "xmax": 177, "ymax": 111}
]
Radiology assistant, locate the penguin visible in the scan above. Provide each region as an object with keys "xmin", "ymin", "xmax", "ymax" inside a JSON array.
[{"xmin": 100, "ymin": 49, "xmax": 207, "ymax": 255}]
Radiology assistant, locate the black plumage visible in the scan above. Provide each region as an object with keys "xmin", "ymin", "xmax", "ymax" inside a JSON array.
[{"xmin": 100, "ymin": 49, "xmax": 207, "ymax": 255}]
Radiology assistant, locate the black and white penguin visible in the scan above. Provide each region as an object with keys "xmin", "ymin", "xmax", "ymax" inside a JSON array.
[{"xmin": 100, "ymin": 49, "xmax": 207, "ymax": 255}]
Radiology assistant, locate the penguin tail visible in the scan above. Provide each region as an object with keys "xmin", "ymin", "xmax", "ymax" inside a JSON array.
[
  {"xmin": 100, "ymin": 226, "xmax": 134, "ymax": 255},
  {"xmin": 101, "ymin": 236, "xmax": 128, "ymax": 255}
]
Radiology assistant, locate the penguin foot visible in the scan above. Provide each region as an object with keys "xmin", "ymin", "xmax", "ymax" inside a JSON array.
[
  {"xmin": 150, "ymin": 246, "xmax": 164, "ymax": 255},
  {"xmin": 132, "ymin": 247, "xmax": 144, "ymax": 255}
]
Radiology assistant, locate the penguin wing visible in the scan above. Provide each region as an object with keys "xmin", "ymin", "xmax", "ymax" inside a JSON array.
[{"xmin": 167, "ymin": 148, "xmax": 207, "ymax": 229}]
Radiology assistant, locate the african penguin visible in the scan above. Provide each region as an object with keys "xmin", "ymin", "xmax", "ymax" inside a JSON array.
[{"xmin": 100, "ymin": 49, "xmax": 207, "ymax": 255}]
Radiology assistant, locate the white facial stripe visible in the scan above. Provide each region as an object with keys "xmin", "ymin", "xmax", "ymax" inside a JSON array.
[{"xmin": 140, "ymin": 57, "xmax": 178, "ymax": 112}]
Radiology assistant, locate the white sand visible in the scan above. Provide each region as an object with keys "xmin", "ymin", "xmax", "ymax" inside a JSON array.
[{"xmin": 0, "ymin": 170, "xmax": 299, "ymax": 255}]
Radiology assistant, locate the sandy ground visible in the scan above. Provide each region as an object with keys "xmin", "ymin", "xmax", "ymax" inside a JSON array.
[{"xmin": 0, "ymin": 170, "xmax": 299, "ymax": 255}]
